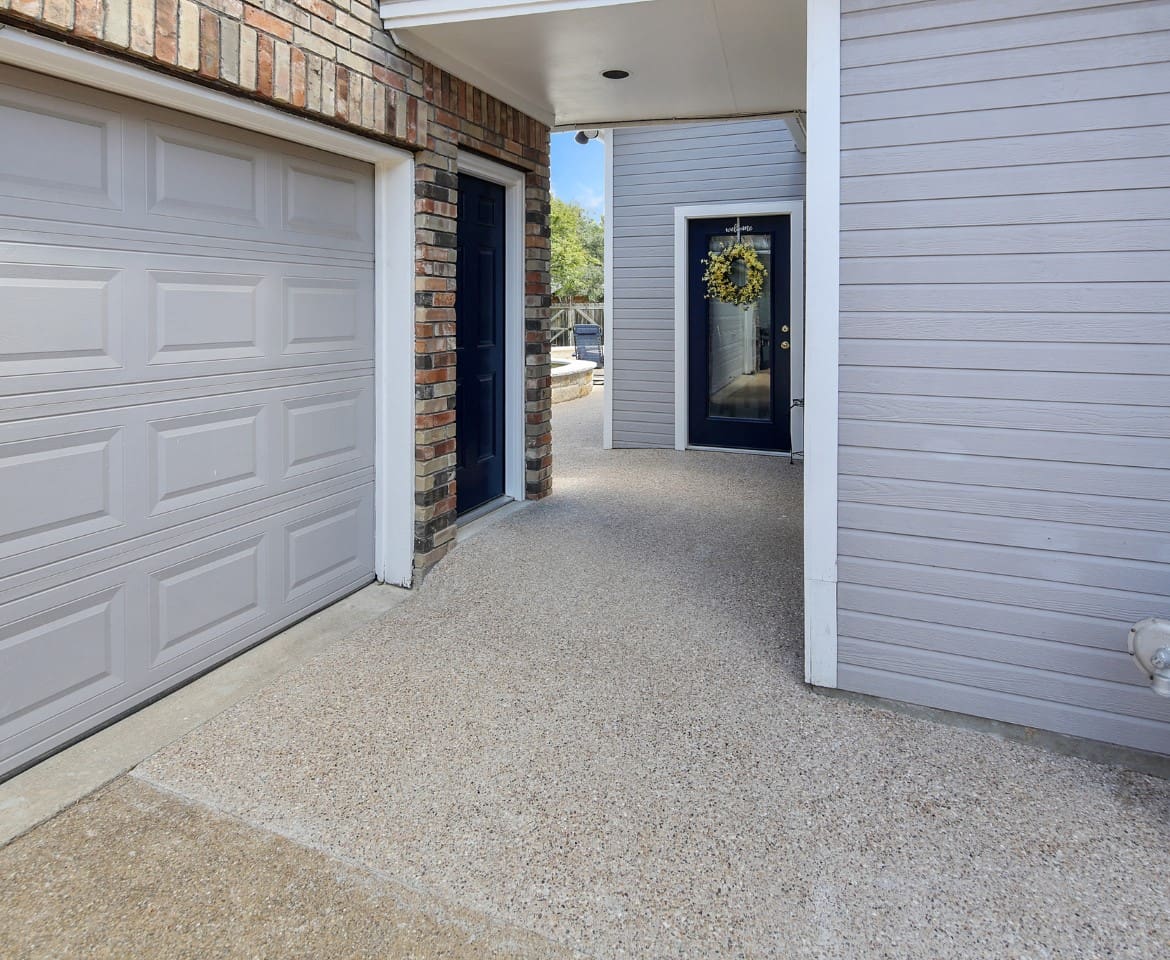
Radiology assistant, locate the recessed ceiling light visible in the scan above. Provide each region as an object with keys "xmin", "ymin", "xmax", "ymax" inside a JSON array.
[{"xmin": 602, "ymin": 69, "xmax": 630, "ymax": 80}]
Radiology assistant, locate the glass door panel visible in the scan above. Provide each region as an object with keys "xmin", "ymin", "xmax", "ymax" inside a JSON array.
[{"xmin": 707, "ymin": 233, "xmax": 773, "ymax": 421}]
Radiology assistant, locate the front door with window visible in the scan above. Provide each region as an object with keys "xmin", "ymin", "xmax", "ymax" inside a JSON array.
[
  {"xmin": 456, "ymin": 173, "xmax": 507, "ymax": 514},
  {"xmin": 687, "ymin": 215, "xmax": 791, "ymax": 451}
]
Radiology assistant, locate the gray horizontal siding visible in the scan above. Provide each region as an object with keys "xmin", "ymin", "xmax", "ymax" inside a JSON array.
[
  {"xmin": 609, "ymin": 119, "xmax": 805, "ymax": 448},
  {"xmin": 838, "ymin": 0, "xmax": 1170, "ymax": 755}
]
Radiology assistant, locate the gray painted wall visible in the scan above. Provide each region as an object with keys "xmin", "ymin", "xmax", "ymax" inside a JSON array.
[
  {"xmin": 838, "ymin": 0, "xmax": 1170, "ymax": 755},
  {"xmin": 609, "ymin": 119, "xmax": 805, "ymax": 448}
]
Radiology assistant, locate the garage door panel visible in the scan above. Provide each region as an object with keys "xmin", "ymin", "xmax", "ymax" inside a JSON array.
[
  {"xmin": 0, "ymin": 64, "xmax": 374, "ymax": 256},
  {"xmin": 0, "ymin": 428, "xmax": 125, "ymax": 560},
  {"xmin": 284, "ymin": 495, "xmax": 373, "ymax": 603},
  {"xmin": 0, "ymin": 468, "xmax": 373, "ymax": 613},
  {"xmin": 0, "ymin": 483, "xmax": 374, "ymax": 774},
  {"xmin": 0, "ymin": 584, "xmax": 130, "ymax": 759},
  {"xmin": 135, "ymin": 487, "xmax": 374, "ymax": 682},
  {"xmin": 282, "ymin": 275, "xmax": 370, "ymax": 355},
  {"xmin": 0, "ymin": 376, "xmax": 373, "ymax": 576},
  {"xmin": 149, "ymin": 535, "xmax": 268, "ymax": 669},
  {"xmin": 0, "ymin": 363, "xmax": 374, "ymax": 427},
  {"xmin": 0, "ymin": 79, "xmax": 122, "ymax": 212},
  {"xmin": 282, "ymin": 156, "xmax": 372, "ymax": 245},
  {"xmin": 145, "ymin": 120, "xmax": 267, "ymax": 229},
  {"xmin": 0, "ymin": 246, "xmax": 373, "ymax": 399},
  {"xmin": 0, "ymin": 263, "xmax": 123, "ymax": 376},
  {"xmin": 284, "ymin": 389, "xmax": 367, "ymax": 478},
  {"xmin": 149, "ymin": 405, "xmax": 268, "ymax": 514},
  {"xmin": 0, "ymin": 66, "xmax": 380, "ymax": 778},
  {"xmin": 148, "ymin": 269, "xmax": 265, "ymax": 364}
]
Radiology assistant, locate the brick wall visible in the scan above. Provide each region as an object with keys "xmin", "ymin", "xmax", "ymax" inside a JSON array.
[{"xmin": 0, "ymin": 0, "xmax": 553, "ymax": 573}]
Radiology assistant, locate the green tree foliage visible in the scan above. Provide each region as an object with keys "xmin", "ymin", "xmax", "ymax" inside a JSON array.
[{"xmin": 551, "ymin": 197, "xmax": 604, "ymax": 301}]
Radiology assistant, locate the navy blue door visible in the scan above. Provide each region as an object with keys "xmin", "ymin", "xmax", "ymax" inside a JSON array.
[
  {"xmin": 687, "ymin": 216, "xmax": 791, "ymax": 452},
  {"xmin": 456, "ymin": 173, "xmax": 507, "ymax": 515}
]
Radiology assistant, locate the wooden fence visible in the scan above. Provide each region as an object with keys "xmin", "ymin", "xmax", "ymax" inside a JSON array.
[{"xmin": 550, "ymin": 303, "xmax": 604, "ymax": 348}]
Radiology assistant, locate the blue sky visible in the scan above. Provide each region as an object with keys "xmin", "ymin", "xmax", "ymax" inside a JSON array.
[{"xmin": 551, "ymin": 132, "xmax": 605, "ymax": 219}]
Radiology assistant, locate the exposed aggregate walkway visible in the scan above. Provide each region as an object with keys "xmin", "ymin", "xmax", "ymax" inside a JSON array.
[{"xmin": 2, "ymin": 388, "xmax": 1168, "ymax": 959}]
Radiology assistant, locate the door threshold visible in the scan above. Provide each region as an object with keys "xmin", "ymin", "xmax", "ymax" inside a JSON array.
[
  {"xmin": 687, "ymin": 444, "xmax": 797, "ymax": 459},
  {"xmin": 457, "ymin": 496, "xmax": 527, "ymax": 541}
]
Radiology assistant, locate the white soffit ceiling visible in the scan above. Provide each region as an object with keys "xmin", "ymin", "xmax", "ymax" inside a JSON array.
[{"xmin": 381, "ymin": 0, "xmax": 806, "ymax": 129}]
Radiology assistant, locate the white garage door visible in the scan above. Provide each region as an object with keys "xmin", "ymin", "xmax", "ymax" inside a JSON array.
[{"xmin": 0, "ymin": 66, "xmax": 378, "ymax": 778}]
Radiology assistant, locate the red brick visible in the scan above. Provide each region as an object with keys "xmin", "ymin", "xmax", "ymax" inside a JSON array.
[
  {"xmin": 295, "ymin": 0, "xmax": 335, "ymax": 21},
  {"xmin": 198, "ymin": 10, "xmax": 219, "ymax": 79},
  {"xmin": 416, "ymin": 411, "xmax": 456, "ymax": 430},
  {"xmin": 243, "ymin": 8, "xmax": 294, "ymax": 41},
  {"xmin": 256, "ymin": 34, "xmax": 274, "ymax": 98},
  {"xmin": 155, "ymin": 0, "xmax": 178, "ymax": 64},
  {"xmin": 74, "ymin": 0, "xmax": 103, "ymax": 38},
  {"xmin": 373, "ymin": 64, "xmax": 406, "ymax": 91},
  {"xmin": 290, "ymin": 47, "xmax": 307, "ymax": 108}
]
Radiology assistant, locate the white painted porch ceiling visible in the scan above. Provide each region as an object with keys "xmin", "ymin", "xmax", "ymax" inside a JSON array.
[{"xmin": 381, "ymin": 0, "xmax": 806, "ymax": 129}]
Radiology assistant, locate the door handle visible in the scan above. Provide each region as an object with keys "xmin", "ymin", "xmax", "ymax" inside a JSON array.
[{"xmin": 780, "ymin": 340, "xmax": 790, "ymax": 351}]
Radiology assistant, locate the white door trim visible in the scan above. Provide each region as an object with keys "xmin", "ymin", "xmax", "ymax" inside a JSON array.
[
  {"xmin": 0, "ymin": 25, "xmax": 419, "ymax": 589},
  {"xmin": 672, "ymin": 200, "xmax": 805, "ymax": 453},
  {"xmin": 602, "ymin": 128, "xmax": 615, "ymax": 449},
  {"xmin": 456, "ymin": 151, "xmax": 528, "ymax": 506},
  {"xmin": 803, "ymin": 0, "xmax": 841, "ymax": 688}
]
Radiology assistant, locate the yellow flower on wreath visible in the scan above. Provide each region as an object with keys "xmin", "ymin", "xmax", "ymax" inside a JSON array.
[{"xmin": 701, "ymin": 240, "xmax": 767, "ymax": 307}]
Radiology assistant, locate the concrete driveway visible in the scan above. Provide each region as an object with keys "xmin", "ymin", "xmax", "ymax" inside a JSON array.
[{"xmin": 3, "ymin": 389, "xmax": 1168, "ymax": 959}]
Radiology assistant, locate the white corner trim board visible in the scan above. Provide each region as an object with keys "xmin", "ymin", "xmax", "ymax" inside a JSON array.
[
  {"xmin": 602, "ymin": 129, "xmax": 615, "ymax": 449},
  {"xmin": 374, "ymin": 158, "xmax": 420, "ymax": 588},
  {"xmin": 380, "ymin": 0, "xmax": 651, "ymax": 30},
  {"xmin": 802, "ymin": 0, "xmax": 841, "ymax": 688},
  {"xmin": 0, "ymin": 25, "xmax": 419, "ymax": 589},
  {"xmin": 456, "ymin": 151, "xmax": 528, "ymax": 506},
  {"xmin": 671, "ymin": 200, "xmax": 805, "ymax": 455}
]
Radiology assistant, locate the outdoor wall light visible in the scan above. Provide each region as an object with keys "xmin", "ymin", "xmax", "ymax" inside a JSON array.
[
  {"xmin": 1129, "ymin": 618, "xmax": 1170, "ymax": 697},
  {"xmin": 574, "ymin": 130, "xmax": 601, "ymax": 144},
  {"xmin": 602, "ymin": 69, "xmax": 630, "ymax": 80}
]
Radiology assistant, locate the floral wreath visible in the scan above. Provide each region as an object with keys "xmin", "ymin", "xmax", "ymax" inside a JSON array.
[{"xmin": 702, "ymin": 240, "xmax": 767, "ymax": 307}]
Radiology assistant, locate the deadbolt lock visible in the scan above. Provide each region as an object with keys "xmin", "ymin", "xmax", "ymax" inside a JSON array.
[
  {"xmin": 780, "ymin": 340, "xmax": 791, "ymax": 351},
  {"xmin": 781, "ymin": 325, "xmax": 790, "ymax": 333}
]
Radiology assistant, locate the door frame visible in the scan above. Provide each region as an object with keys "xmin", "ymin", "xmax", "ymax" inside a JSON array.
[
  {"xmin": 456, "ymin": 151, "xmax": 527, "ymax": 508},
  {"xmin": 0, "ymin": 27, "xmax": 419, "ymax": 588},
  {"xmin": 672, "ymin": 200, "xmax": 805, "ymax": 453}
]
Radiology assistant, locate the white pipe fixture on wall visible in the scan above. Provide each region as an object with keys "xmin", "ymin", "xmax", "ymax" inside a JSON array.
[{"xmin": 1130, "ymin": 618, "xmax": 1170, "ymax": 697}]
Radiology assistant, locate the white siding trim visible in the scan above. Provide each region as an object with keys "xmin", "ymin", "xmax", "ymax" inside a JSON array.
[
  {"xmin": 804, "ymin": 0, "xmax": 841, "ymax": 687},
  {"xmin": 457, "ymin": 151, "xmax": 528, "ymax": 506},
  {"xmin": 0, "ymin": 25, "xmax": 418, "ymax": 589},
  {"xmin": 375, "ymin": 157, "xmax": 422, "ymax": 588},
  {"xmin": 603, "ymin": 129, "xmax": 616, "ymax": 449},
  {"xmin": 671, "ymin": 201, "xmax": 805, "ymax": 453},
  {"xmin": 381, "ymin": 0, "xmax": 650, "ymax": 30}
]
